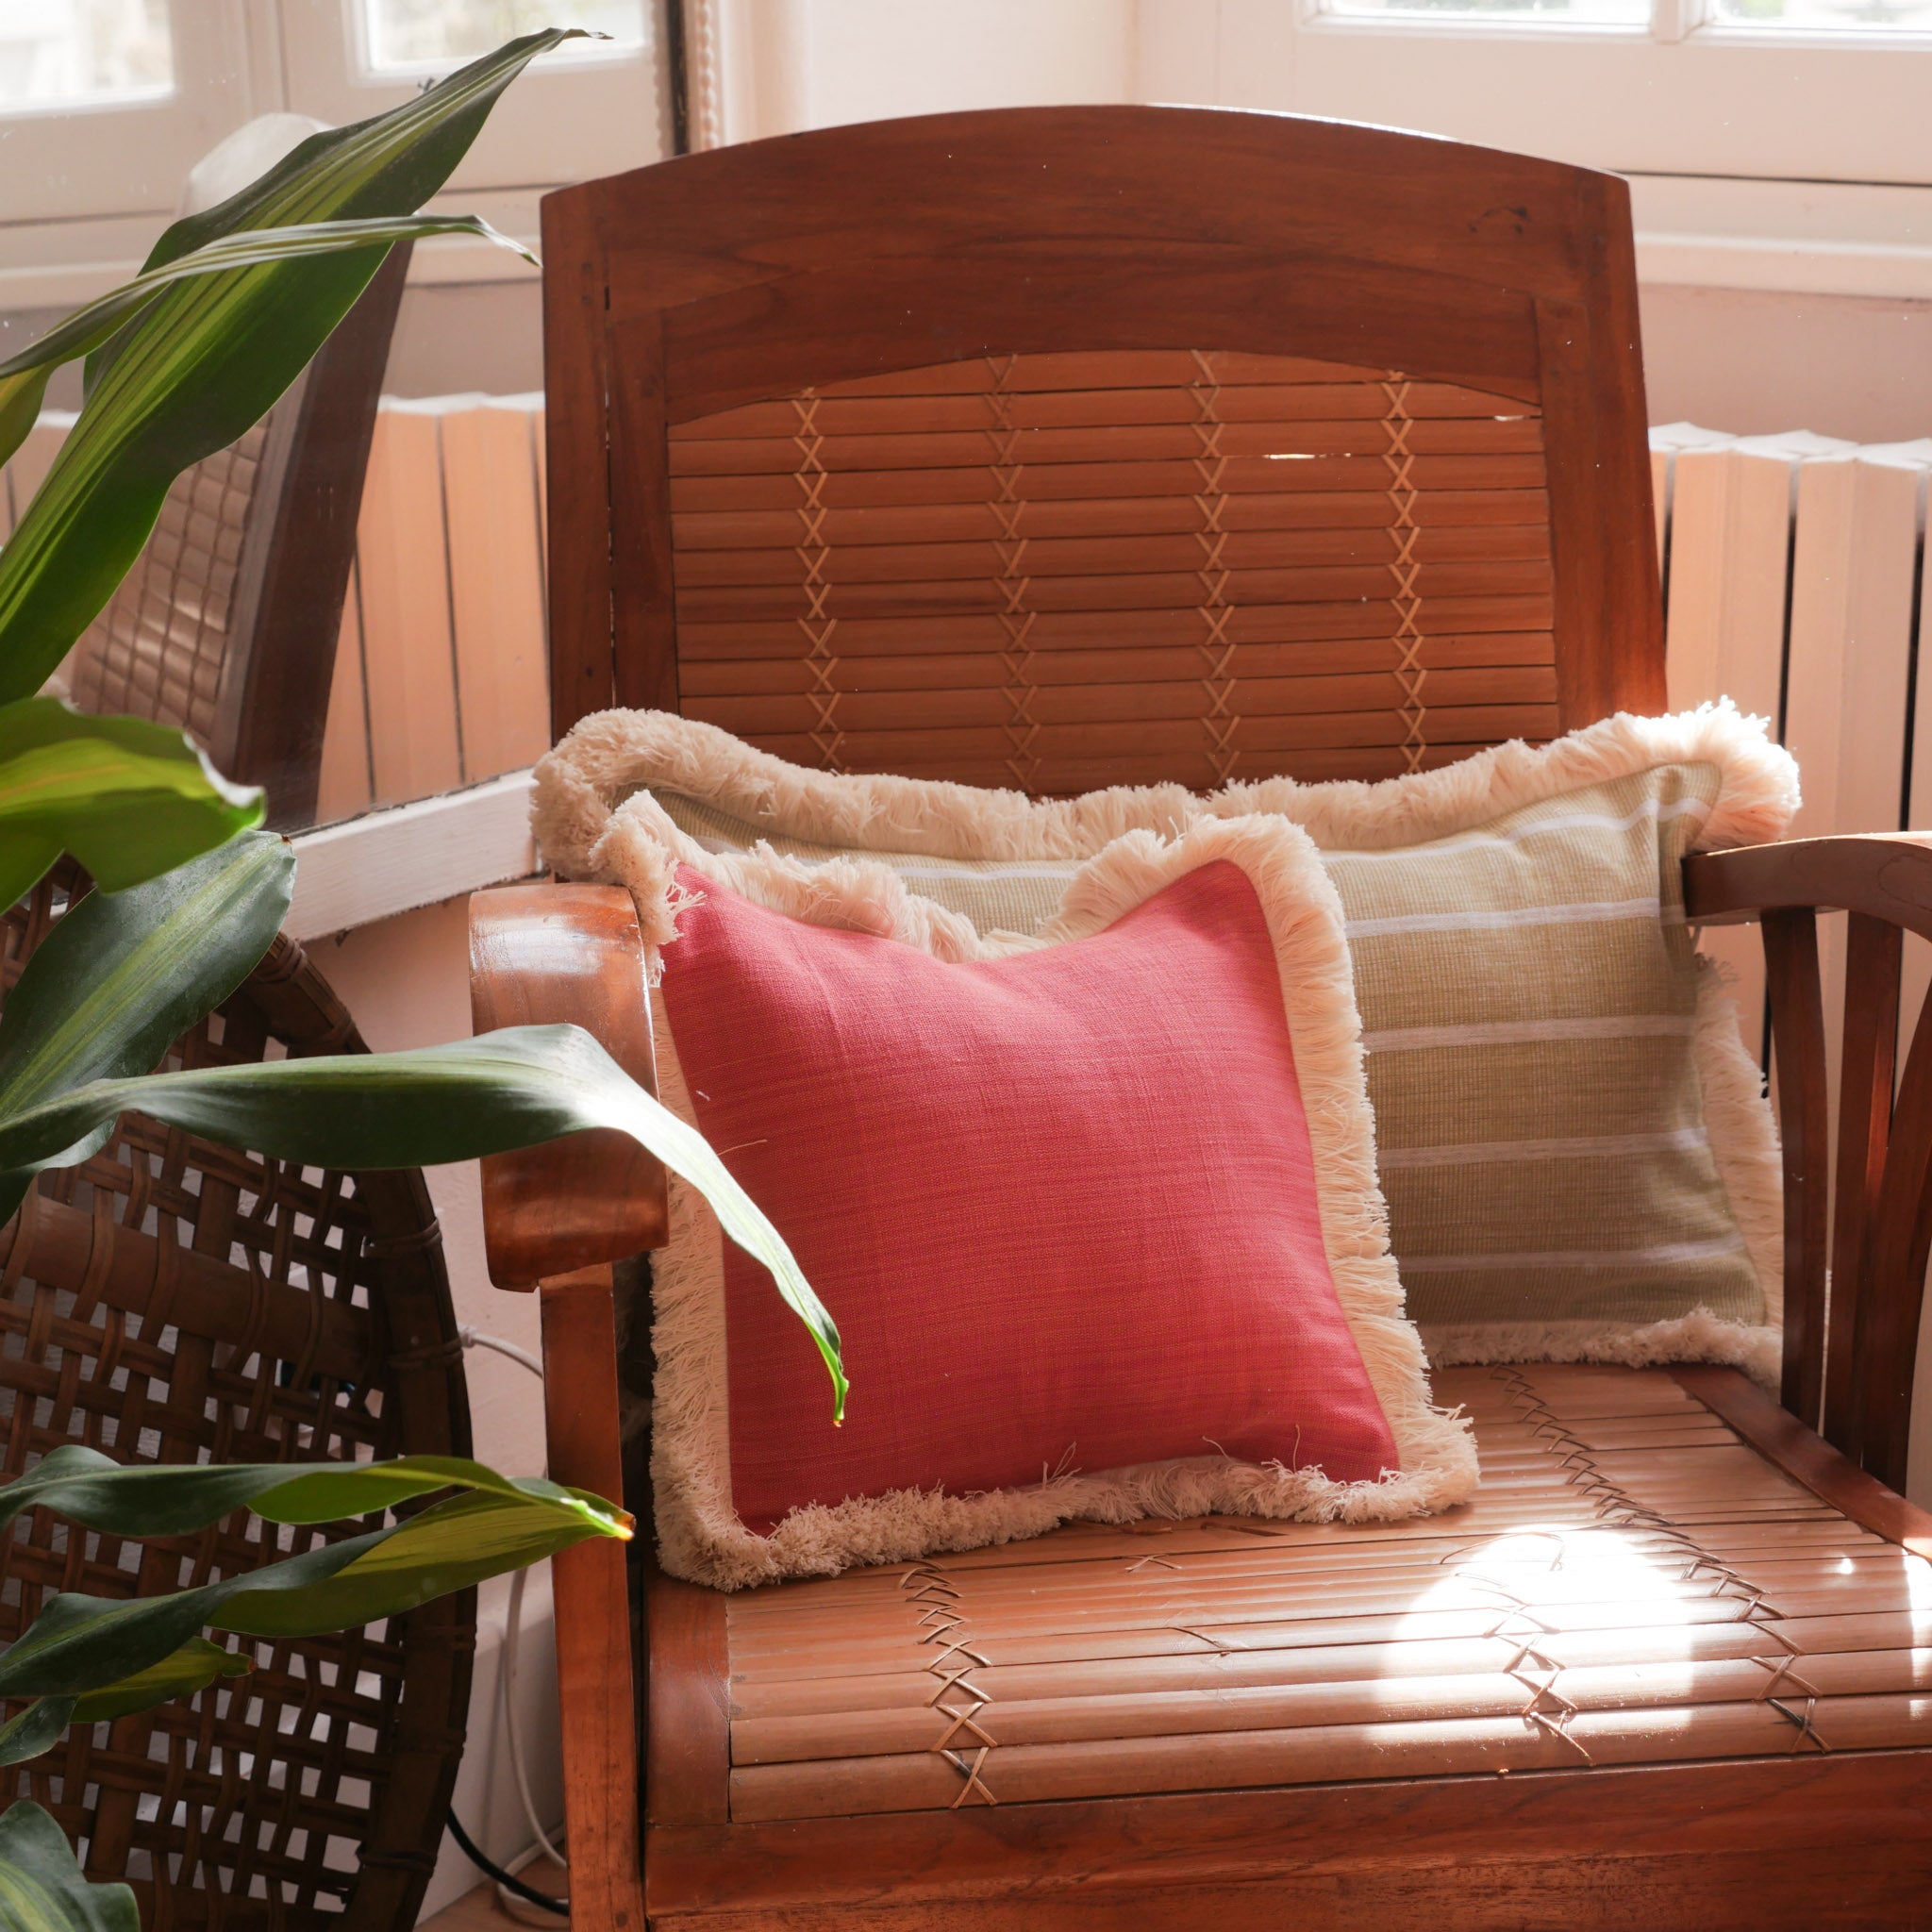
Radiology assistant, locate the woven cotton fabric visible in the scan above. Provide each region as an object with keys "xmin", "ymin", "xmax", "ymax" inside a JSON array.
[
  {"xmin": 538, "ymin": 706, "xmax": 1793, "ymax": 1381},
  {"xmin": 658, "ymin": 767, "xmax": 1767, "ymax": 1338},
  {"xmin": 608, "ymin": 814, "xmax": 1477, "ymax": 1587}
]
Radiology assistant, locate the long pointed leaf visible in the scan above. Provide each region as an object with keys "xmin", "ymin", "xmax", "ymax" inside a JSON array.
[
  {"xmin": 0, "ymin": 1443, "xmax": 608, "ymax": 1539},
  {"xmin": 214, "ymin": 1489, "xmax": 623, "ymax": 1640},
  {"xmin": 0, "ymin": 1705, "xmax": 70, "ymax": 1773},
  {"xmin": 0, "ymin": 702, "xmax": 263, "ymax": 920},
  {"xmin": 0, "ymin": 1025, "xmax": 846, "ymax": 1415},
  {"xmin": 0, "ymin": 30, "xmax": 579, "ymax": 694},
  {"xmin": 0, "ymin": 831, "xmax": 290, "ymax": 1221},
  {"xmin": 0, "ymin": 1530, "xmax": 391, "ymax": 1698},
  {"xmin": 0, "ymin": 1482, "xmax": 625, "ymax": 1701},
  {"xmin": 0, "ymin": 218, "xmax": 531, "ymax": 395},
  {"xmin": 0, "ymin": 1802, "xmax": 136, "ymax": 1932}
]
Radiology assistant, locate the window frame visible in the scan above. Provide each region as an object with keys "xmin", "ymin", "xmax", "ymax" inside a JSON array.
[
  {"xmin": 0, "ymin": 3, "xmax": 256, "ymax": 225},
  {"xmin": 276, "ymin": 0, "xmax": 672, "ymax": 196},
  {"xmin": 0, "ymin": 0, "xmax": 673, "ymax": 302},
  {"xmin": 1197, "ymin": 0, "xmax": 1932, "ymax": 185}
]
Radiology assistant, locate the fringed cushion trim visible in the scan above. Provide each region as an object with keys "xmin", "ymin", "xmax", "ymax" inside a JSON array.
[
  {"xmin": 1424, "ymin": 1310, "xmax": 1781, "ymax": 1391},
  {"xmin": 533, "ymin": 701, "xmax": 1799, "ymax": 882}
]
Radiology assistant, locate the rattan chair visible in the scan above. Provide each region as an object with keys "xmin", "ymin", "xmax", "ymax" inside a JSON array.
[
  {"xmin": 0, "ymin": 862, "xmax": 472, "ymax": 1932},
  {"xmin": 59, "ymin": 246, "xmax": 407, "ymax": 831},
  {"xmin": 475, "ymin": 108, "xmax": 1932, "ymax": 1929}
]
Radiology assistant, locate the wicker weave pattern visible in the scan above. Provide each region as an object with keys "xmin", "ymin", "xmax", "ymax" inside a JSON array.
[
  {"xmin": 668, "ymin": 350, "xmax": 1557, "ymax": 793},
  {"xmin": 723, "ymin": 1364, "xmax": 1932, "ymax": 1822},
  {"xmin": 0, "ymin": 870, "xmax": 472, "ymax": 1932},
  {"xmin": 65, "ymin": 426, "xmax": 269, "ymax": 753}
]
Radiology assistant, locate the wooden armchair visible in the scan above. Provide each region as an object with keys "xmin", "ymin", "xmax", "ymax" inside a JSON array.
[{"xmin": 472, "ymin": 109, "xmax": 1932, "ymax": 1929}]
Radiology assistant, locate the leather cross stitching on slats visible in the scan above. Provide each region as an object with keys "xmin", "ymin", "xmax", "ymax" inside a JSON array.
[
  {"xmin": 719, "ymin": 1363, "xmax": 1932, "ymax": 1824},
  {"xmin": 902, "ymin": 1561, "xmax": 1000, "ymax": 1805},
  {"xmin": 1379, "ymin": 375, "xmax": 1428, "ymax": 773},
  {"xmin": 789, "ymin": 390, "xmax": 845, "ymax": 772},
  {"xmin": 1189, "ymin": 349, "xmax": 1241, "ymax": 787},
  {"xmin": 983, "ymin": 356, "xmax": 1041, "ymax": 792}
]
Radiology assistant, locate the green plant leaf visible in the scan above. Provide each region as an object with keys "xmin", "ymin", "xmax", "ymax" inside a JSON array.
[
  {"xmin": 0, "ymin": 1482, "xmax": 625, "ymax": 1701},
  {"xmin": 215, "ymin": 1488, "xmax": 623, "ymax": 1639},
  {"xmin": 0, "ymin": 216, "xmax": 532, "ymax": 475},
  {"xmin": 0, "ymin": 29, "xmax": 580, "ymax": 697},
  {"xmin": 0, "ymin": 702, "xmax": 264, "ymax": 921},
  {"xmin": 0, "ymin": 1801, "xmax": 136, "ymax": 1932},
  {"xmin": 0, "ymin": 1639, "xmax": 250, "ymax": 1775},
  {"xmin": 0, "ymin": 1704, "xmax": 71, "ymax": 1772},
  {"xmin": 68, "ymin": 1637, "xmax": 250, "ymax": 1724},
  {"xmin": 0, "ymin": 830, "xmax": 291, "ymax": 1221},
  {"xmin": 0, "ymin": 1442, "xmax": 608, "ymax": 1540},
  {"xmin": 0, "ymin": 1025, "xmax": 847, "ymax": 1418}
]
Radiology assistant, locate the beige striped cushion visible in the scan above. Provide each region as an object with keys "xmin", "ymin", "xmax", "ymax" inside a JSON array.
[{"xmin": 551, "ymin": 708, "xmax": 1792, "ymax": 1376}]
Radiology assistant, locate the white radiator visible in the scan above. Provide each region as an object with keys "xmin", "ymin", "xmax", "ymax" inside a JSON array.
[{"xmin": 1651, "ymin": 425, "xmax": 1932, "ymax": 1067}]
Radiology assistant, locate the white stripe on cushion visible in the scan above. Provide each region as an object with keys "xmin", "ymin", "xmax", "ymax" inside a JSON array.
[
  {"xmin": 1398, "ymin": 1234, "xmax": 1749, "ymax": 1272},
  {"xmin": 1362, "ymin": 1016, "xmax": 1699, "ymax": 1052},
  {"xmin": 1378, "ymin": 1127, "xmax": 1712, "ymax": 1169},
  {"xmin": 1324, "ymin": 797, "xmax": 1711, "ymax": 864},
  {"xmin": 1345, "ymin": 896, "xmax": 1663, "ymax": 939}
]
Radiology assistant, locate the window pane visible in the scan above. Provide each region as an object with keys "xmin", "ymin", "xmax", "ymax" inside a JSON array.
[
  {"xmin": 1707, "ymin": 0, "xmax": 1932, "ymax": 27},
  {"xmin": 0, "ymin": 0, "xmax": 173, "ymax": 108},
  {"xmin": 361, "ymin": 0, "xmax": 647, "ymax": 71},
  {"xmin": 1317, "ymin": 0, "xmax": 1648, "ymax": 21}
]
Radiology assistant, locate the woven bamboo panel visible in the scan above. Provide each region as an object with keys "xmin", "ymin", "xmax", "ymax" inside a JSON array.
[
  {"xmin": 0, "ymin": 867, "xmax": 471, "ymax": 1932},
  {"xmin": 668, "ymin": 350, "xmax": 1557, "ymax": 793},
  {"xmin": 65, "ymin": 425, "xmax": 269, "ymax": 758},
  {"xmin": 722, "ymin": 1364, "xmax": 1932, "ymax": 1822}
]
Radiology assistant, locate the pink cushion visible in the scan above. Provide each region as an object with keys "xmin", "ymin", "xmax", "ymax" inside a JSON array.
[{"xmin": 660, "ymin": 857, "xmax": 1400, "ymax": 1532}]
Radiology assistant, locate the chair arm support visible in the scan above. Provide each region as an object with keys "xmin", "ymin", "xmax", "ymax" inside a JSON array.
[
  {"xmin": 1683, "ymin": 832, "xmax": 1932, "ymax": 1491},
  {"xmin": 1684, "ymin": 832, "xmax": 1932, "ymax": 935},
  {"xmin": 469, "ymin": 882, "xmax": 670, "ymax": 1290}
]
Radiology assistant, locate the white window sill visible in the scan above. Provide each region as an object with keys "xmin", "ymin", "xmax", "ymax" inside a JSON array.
[
  {"xmin": 1630, "ymin": 175, "xmax": 1932, "ymax": 302},
  {"xmin": 286, "ymin": 766, "xmax": 540, "ymax": 941}
]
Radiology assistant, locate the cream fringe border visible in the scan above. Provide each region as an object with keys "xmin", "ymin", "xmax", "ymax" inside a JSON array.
[
  {"xmin": 539, "ymin": 703, "xmax": 1797, "ymax": 1388},
  {"xmin": 624, "ymin": 816, "xmax": 1480, "ymax": 1591},
  {"xmin": 533, "ymin": 699, "xmax": 1800, "ymax": 877}
]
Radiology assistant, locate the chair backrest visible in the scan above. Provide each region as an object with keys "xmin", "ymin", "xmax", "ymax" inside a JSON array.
[
  {"xmin": 541, "ymin": 106, "xmax": 1663, "ymax": 793},
  {"xmin": 61, "ymin": 244, "xmax": 408, "ymax": 827}
]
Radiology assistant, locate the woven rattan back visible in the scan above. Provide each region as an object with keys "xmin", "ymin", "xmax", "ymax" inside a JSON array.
[
  {"xmin": 0, "ymin": 867, "xmax": 470, "ymax": 1932},
  {"xmin": 62, "ymin": 247, "xmax": 407, "ymax": 831},
  {"xmin": 543, "ymin": 106, "xmax": 1664, "ymax": 790}
]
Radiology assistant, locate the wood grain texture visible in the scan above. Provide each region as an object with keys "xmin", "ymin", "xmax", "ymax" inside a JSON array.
[
  {"xmin": 1670, "ymin": 1364, "xmax": 1932, "ymax": 1560},
  {"xmin": 468, "ymin": 882, "xmax": 667, "ymax": 1288},
  {"xmin": 1685, "ymin": 832, "xmax": 1932, "ymax": 937},
  {"xmin": 540, "ymin": 106, "xmax": 1662, "ymax": 783},
  {"xmin": 1689, "ymin": 830, "xmax": 1932, "ymax": 1480},
  {"xmin": 541, "ymin": 1274, "xmax": 645, "ymax": 1932},
  {"xmin": 542, "ymin": 188, "xmax": 619, "ymax": 742},
  {"xmin": 1762, "ymin": 908, "xmax": 1831, "ymax": 1427},
  {"xmin": 646, "ymin": 1753, "xmax": 1932, "ymax": 1924},
  {"xmin": 1829, "ymin": 913, "xmax": 1902, "ymax": 1460}
]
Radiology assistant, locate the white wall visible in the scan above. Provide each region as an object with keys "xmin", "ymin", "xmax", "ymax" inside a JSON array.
[{"xmin": 319, "ymin": 899, "xmax": 563, "ymax": 1920}]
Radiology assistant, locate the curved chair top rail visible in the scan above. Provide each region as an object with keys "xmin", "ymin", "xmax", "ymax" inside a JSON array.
[{"xmin": 541, "ymin": 106, "xmax": 1664, "ymax": 788}]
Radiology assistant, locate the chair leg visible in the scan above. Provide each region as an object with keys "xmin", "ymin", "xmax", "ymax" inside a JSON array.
[{"xmin": 541, "ymin": 1267, "xmax": 647, "ymax": 1932}]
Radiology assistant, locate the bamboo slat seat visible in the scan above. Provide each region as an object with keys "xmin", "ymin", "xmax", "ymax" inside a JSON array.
[{"xmin": 715, "ymin": 1365, "xmax": 1932, "ymax": 1824}]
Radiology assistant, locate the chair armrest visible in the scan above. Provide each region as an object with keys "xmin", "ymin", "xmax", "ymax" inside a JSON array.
[
  {"xmin": 1684, "ymin": 831, "xmax": 1932, "ymax": 934},
  {"xmin": 469, "ymin": 882, "xmax": 670, "ymax": 1290},
  {"xmin": 1679, "ymin": 832, "xmax": 1932, "ymax": 1492}
]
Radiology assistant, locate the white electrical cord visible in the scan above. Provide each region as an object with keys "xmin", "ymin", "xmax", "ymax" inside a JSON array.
[{"xmin": 457, "ymin": 1323, "xmax": 570, "ymax": 1877}]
